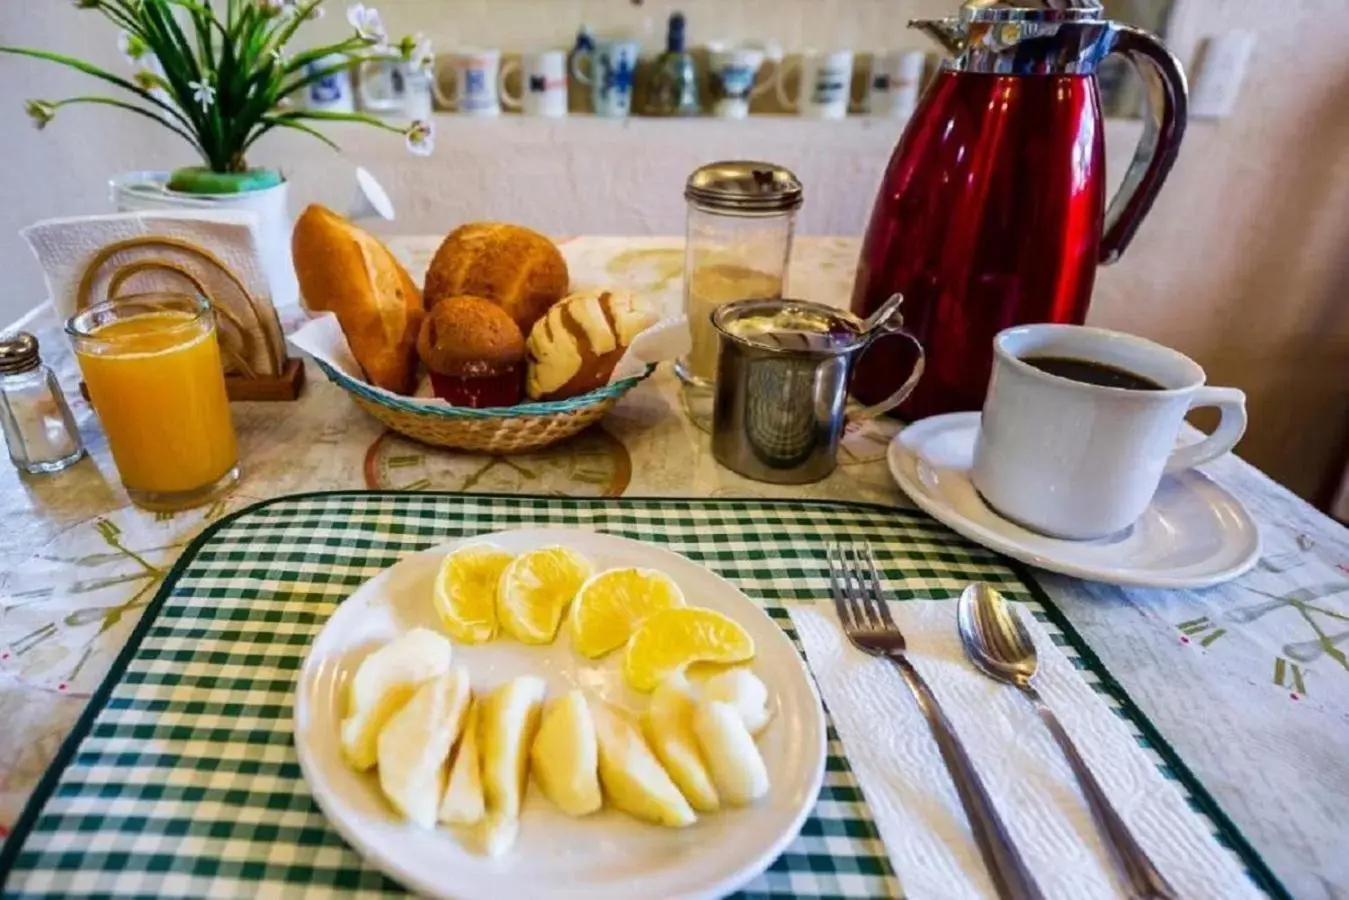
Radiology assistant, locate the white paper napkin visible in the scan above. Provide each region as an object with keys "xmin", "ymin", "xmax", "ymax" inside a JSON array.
[
  {"xmin": 789, "ymin": 601, "xmax": 1261, "ymax": 900},
  {"xmin": 21, "ymin": 210, "xmax": 286, "ymax": 377},
  {"xmin": 289, "ymin": 312, "xmax": 685, "ymax": 407}
]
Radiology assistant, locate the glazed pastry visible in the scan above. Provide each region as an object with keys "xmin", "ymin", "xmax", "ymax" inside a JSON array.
[
  {"xmin": 417, "ymin": 295, "xmax": 526, "ymax": 408},
  {"xmin": 291, "ymin": 205, "xmax": 423, "ymax": 393},
  {"xmin": 423, "ymin": 222, "xmax": 569, "ymax": 332},
  {"xmin": 525, "ymin": 289, "xmax": 657, "ymax": 402}
]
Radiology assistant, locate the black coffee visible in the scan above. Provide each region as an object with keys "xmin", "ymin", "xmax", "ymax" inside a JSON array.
[{"xmin": 1022, "ymin": 355, "xmax": 1164, "ymax": 391}]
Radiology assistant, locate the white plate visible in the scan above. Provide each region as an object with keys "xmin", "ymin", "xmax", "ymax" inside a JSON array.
[
  {"xmin": 887, "ymin": 413, "xmax": 1261, "ymax": 589},
  {"xmin": 293, "ymin": 528, "xmax": 826, "ymax": 900}
]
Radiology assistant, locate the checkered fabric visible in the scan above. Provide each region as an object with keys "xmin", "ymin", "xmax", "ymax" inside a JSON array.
[{"xmin": 0, "ymin": 494, "xmax": 1271, "ymax": 899}]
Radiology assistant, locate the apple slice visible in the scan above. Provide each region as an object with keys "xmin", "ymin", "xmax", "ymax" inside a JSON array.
[
  {"xmin": 642, "ymin": 677, "xmax": 719, "ymax": 812},
  {"xmin": 439, "ymin": 700, "xmax": 485, "ymax": 826},
  {"xmin": 531, "ymin": 689, "xmax": 602, "ymax": 816},
  {"xmin": 700, "ymin": 668, "xmax": 772, "ymax": 735},
  {"xmin": 377, "ymin": 667, "xmax": 472, "ymax": 828},
  {"xmin": 692, "ymin": 699, "xmax": 770, "ymax": 806},
  {"xmin": 479, "ymin": 676, "xmax": 547, "ymax": 819},
  {"xmin": 341, "ymin": 627, "xmax": 453, "ymax": 771},
  {"xmin": 591, "ymin": 700, "xmax": 696, "ymax": 828}
]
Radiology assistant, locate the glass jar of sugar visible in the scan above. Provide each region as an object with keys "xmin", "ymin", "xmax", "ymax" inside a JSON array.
[{"xmin": 678, "ymin": 161, "xmax": 803, "ymax": 386}]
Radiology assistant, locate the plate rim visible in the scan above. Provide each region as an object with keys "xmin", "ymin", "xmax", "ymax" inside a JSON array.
[
  {"xmin": 886, "ymin": 413, "xmax": 1261, "ymax": 589},
  {"xmin": 292, "ymin": 527, "xmax": 828, "ymax": 900}
]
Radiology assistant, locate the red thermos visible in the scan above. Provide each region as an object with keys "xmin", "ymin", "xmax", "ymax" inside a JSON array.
[{"xmin": 850, "ymin": 0, "xmax": 1188, "ymax": 419}]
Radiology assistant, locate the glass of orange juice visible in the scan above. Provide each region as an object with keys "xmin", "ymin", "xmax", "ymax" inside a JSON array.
[{"xmin": 67, "ymin": 292, "xmax": 239, "ymax": 511}]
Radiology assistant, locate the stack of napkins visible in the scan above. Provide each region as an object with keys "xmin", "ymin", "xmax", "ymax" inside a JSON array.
[{"xmin": 789, "ymin": 600, "xmax": 1261, "ymax": 899}]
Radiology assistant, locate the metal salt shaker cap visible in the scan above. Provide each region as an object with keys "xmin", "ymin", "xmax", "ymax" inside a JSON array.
[
  {"xmin": 685, "ymin": 161, "xmax": 804, "ymax": 214},
  {"xmin": 0, "ymin": 332, "xmax": 41, "ymax": 376}
]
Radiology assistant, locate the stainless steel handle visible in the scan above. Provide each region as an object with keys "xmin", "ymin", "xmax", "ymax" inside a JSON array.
[
  {"xmin": 1023, "ymin": 684, "xmax": 1178, "ymax": 900},
  {"xmin": 889, "ymin": 653, "xmax": 1044, "ymax": 900},
  {"xmin": 1099, "ymin": 25, "xmax": 1189, "ymax": 265}
]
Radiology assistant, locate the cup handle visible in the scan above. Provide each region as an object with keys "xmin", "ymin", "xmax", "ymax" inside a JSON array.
[
  {"xmin": 1164, "ymin": 387, "xmax": 1247, "ymax": 473},
  {"xmin": 750, "ymin": 43, "xmax": 784, "ymax": 98},
  {"xmin": 571, "ymin": 51, "xmax": 593, "ymax": 86},
  {"xmin": 432, "ymin": 64, "xmax": 459, "ymax": 110},
  {"xmin": 774, "ymin": 58, "xmax": 800, "ymax": 110},
  {"xmin": 848, "ymin": 296, "xmax": 926, "ymax": 422},
  {"xmin": 499, "ymin": 58, "xmax": 523, "ymax": 109}
]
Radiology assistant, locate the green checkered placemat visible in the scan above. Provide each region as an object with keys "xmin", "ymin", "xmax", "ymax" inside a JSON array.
[{"xmin": 0, "ymin": 493, "xmax": 1286, "ymax": 899}]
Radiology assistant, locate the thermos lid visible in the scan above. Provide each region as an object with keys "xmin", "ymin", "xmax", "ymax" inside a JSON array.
[
  {"xmin": 961, "ymin": 0, "xmax": 1103, "ymax": 21},
  {"xmin": 0, "ymin": 332, "xmax": 41, "ymax": 376},
  {"xmin": 685, "ymin": 161, "xmax": 804, "ymax": 214}
]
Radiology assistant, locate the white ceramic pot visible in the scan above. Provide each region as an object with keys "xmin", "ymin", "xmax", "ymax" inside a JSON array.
[{"xmin": 109, "ymin": 171, "xmax": 298, "ymax": 309}]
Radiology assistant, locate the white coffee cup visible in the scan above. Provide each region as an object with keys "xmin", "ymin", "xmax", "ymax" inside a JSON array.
[
  {"xmin": 972, "ymin": 324, "xmax": 1248, "ymax": 540},
  {"xmin": 776, "ymin": 50, "xmax": 854, "ymax": 119},
  {"xmin": 501, "ymin": 50, "xmax": 568, "ymax": 118},
  {"xmin": 433, "ymin": 49, "xmax": 506, "ymax": 117},
  {"xmin": 866, "ymin": 50, "xmax": 926, "ymax": 119},
  {"xmin": 357, "ymin": 60, "xmax": 431, "ymax": 120},
  {"xmin": 706, "ymin": 41, "xmax": 779, "ymax": 119}
]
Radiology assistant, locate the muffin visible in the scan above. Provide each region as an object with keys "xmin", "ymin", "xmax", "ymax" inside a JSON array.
[
  {"xmin": 416, "ymin": 295, "xmax": 526, "ymax": 408},
  {"xmin": 423, "ymin": 223, "xmax": 569, "ymax": 332}
]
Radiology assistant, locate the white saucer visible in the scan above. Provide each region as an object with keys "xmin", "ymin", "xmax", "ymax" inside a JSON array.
[{"xmin": 887, "ymin": 413, "xmax": 1261, "ymax": 589}]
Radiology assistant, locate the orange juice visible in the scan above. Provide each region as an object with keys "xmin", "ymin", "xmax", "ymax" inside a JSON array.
[{"xmin": 73, "ymin": 306, "xmax": 237, "ymax": 506}]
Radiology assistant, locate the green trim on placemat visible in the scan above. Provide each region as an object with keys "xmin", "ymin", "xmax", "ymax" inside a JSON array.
[{"xmin": 0, "ymin": 494, "xmax": 1290, "ymax": 900}]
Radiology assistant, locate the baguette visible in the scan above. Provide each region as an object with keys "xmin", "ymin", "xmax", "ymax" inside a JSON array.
[{"xmin": 292, "ymin": 205, "xmax": 423, "ymax": 393}]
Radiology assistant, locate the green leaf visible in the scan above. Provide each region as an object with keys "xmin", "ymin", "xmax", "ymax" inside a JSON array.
[
  {"xmin": 51, "ymin": 95, "xmax": 204, "ymax": 156},
  {"xmin": 246, "ymin": 115, "xmax": 343, "ymax": 154}
]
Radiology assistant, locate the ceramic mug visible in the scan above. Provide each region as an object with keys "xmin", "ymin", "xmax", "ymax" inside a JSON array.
[
  {"xmin": 357, "ymin": 60, "xmax": 432, "ymax": 120},
  {"xmin": 866, "ymin": 50, "xmax": 926, "ymax": 119},
  {"xmin": 776, "ymin": 50, "xmax": 854, "ymax": 119},
  {"xmin": 571, "ymin": 37, "xmax": 640, "ymax": 118},
  {"xmin": 972, "ymin": 324, "xmax": 1248, "ymax": 540},
  {"xmin": 304, "ymin": 54, "xmax": 355, "ymax": 113},
  {"xmin": 433, "ymin": 49, "xmax": 506, "ymax": 117},
  {"xmin": 706, "ymin": 42, "xmax": 780, "ymax": 119},
  {"xmin": 501, "ymin": 50, "xmax": 568, "ymax": 117}
]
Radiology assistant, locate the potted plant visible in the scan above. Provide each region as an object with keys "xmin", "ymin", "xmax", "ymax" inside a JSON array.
[{"xmin": 2, "ymin": 0, "xmax": 434, "ymax": 302}]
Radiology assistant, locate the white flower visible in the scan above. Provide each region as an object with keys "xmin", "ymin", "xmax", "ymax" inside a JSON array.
[
  {"xmin": 346, "ymin": 3, "xmax": 386, "ymax": 47},
  {"xmin": 25, "ymin": 99, "xmax": 56, "ymax": 130},
  {"xmin": 257, "ymin": 0, "xmax": 287, "ymax": 16},
  {"xmin": 118, "ymin": 30, "xmax": 149, "ymax": 65},
  {"xmin": 408, "ymin": 33, "xmax": 434, "ymax": 74},
  {"xmin": 405, "ymin": 119, "xmax": 434, "ymax": 156},
  {"xmin": 188, "ymin": 78, "xmax": 216, "ymax": 110},
  {"xmin": 270, "ymin": 47, "xmax": 287, "ymax": 65}
]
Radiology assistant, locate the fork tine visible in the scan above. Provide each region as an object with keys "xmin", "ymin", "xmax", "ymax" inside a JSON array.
[
  {"xmin": 826, "ymin": 543, "xmax": 856, "ymax": 631},
  {"xmin": 863, "ymin": 545, "xmax": 897, "ymax": 628},
  {"xmin": 845, "ymin": 543, "xmax": 883, "ymax": 630}
]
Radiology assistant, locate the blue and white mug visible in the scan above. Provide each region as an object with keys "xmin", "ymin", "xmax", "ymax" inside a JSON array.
[
  {"xmin": 304, "ymin": 54, "xmax": 355, "ymax": 113},
  {"xmin": 571, "ymin": 37, "xmax": 640, "ymax": 118},
  {"xmin": 433, "ymin": 49, "xmax": 506, "ymax": 117},
  {"xmin": 707, "ymin": 42, "xmax": 780, "ymax": 119}
]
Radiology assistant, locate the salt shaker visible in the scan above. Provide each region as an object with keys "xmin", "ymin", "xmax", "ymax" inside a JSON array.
[
  {"xmin": 0, "ymin": 332, "xmax": 85, "ymax": 474},
  {"xmin": 678, "ymin": 161, "xmax": 803, "ymax": 387}
]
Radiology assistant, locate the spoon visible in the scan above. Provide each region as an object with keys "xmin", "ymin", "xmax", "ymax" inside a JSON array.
[{"xmin": 957, "ymin": 583, "xmax": 1178, "ymax": 900}]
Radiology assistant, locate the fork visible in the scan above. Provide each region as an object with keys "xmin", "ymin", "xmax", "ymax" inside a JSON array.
[{"xmin": 827, "ymin": 543, "xmax": 1044, "ymax": 900}]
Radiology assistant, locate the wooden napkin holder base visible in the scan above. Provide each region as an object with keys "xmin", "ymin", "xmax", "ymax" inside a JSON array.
[{"xmin": 226, "ymin": 357, "xmax": 305, "ymax": 401}]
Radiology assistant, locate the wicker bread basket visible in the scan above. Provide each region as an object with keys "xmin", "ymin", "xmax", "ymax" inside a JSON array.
[{"xmin": 313, "ymin": 359, "xmax": 653, "ymax": 454}]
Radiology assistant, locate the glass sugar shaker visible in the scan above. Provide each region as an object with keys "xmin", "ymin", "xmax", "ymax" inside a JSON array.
[
  {"xmin": 678, "ymin": 161, "xmax": 803, "ymax": 386},
  {"xmin": 0, "ymin": 332, "xmax": 85, "ymax": 474}
]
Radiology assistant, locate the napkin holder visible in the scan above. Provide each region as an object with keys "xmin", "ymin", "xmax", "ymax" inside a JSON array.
[{"xmin": 74, "ymin": 235, "xmax": 304, "ymax": 401}]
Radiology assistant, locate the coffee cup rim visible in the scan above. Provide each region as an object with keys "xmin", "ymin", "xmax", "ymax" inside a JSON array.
[{"xmin": 993, "ymin": 324, "xmax": 1205, "ymax": 396}]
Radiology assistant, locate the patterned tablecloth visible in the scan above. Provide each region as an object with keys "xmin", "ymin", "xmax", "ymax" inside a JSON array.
[{"xmin": 1, "ymin": 236, "xmax": 1346, "ymax": 899}]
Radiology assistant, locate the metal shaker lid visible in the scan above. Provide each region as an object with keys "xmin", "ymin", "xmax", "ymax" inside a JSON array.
[
  {"xmin": 960, "ymin": 0, "xmax": 1104, "ymax": 21},
  {"xmin": 685, "ymin": 161, "xmax": 803, "ymax": 214},
  {"xmin": 0, "ymin": 332, "xmax": 41, "ymax": 375}
]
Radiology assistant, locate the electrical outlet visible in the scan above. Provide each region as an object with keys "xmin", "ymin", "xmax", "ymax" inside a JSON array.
[{"xmin": 1189, "ymin": 31, "xmax": 1257, "ymax": 119}]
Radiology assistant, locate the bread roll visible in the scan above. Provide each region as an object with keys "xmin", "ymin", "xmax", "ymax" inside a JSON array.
[
  {"xmin": 417, "ymin": 296, "xmax": 526, "ymax": 408},
  {"xmin": 423, "ymin": 223, "xmax": 569, "ymax": 332},
  {"xmin": 292, "ymin": 205, "xmax": 423, "ymax": 393},
  {"xmin": 525, "ymin": 289, "xmax": 657, "ymax": 401}
]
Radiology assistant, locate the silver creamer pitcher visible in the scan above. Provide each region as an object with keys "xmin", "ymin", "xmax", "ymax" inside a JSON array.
[{"xmin": 710, "ymin": 294, "xmax": 924, "ymax": 484}]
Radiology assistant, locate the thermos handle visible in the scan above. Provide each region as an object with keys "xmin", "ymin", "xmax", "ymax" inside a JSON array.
[{"xmin": 1099, "ymin": 25, "xmax": 1189, "ymax": 265}]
